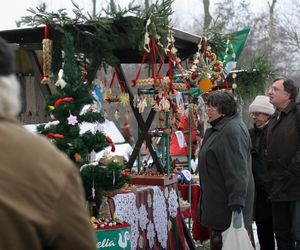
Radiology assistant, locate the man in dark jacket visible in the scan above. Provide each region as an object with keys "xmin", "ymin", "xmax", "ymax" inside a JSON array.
[
  {"xmin": 0, "ymin": 37, "xmax": 97, "ymax": 249},
  {"xmin": 267, "ymin": 77, "xmax": 300, "ymax": 250},
  {"xmin": 249, "ymin": 95, "xmax": 275, "ymax": 250}
]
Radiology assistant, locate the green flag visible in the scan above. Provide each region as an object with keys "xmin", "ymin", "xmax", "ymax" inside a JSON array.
[{"xmin": 217, "ymin": 28, "xmax": 250, "ymax": 75}]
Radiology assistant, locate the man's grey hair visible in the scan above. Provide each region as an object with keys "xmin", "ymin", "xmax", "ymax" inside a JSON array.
[{"xmin": 0, "ymin": 74, "xmax": 21, "ymax": 117}]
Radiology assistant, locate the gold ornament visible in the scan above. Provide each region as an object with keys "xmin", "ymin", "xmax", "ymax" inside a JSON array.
[
  {"xmin": 41, "ymin": 38, "xmax": 52, "ymax": 84},
  {"xmin": 137, "ymin": 96, "xmax": 147, "ymax": 113},
  {"xmin": 103, "ymin": 87, "xmax": 111, "ymax": 100},
  {"xmin": 198, "ymin": 78, "xmax": 213, "ymax": 93},
  {"xmin": 114, "ymin": 109, "xmax": 120, "ymax": 121},
  {"xmin": 119, "ymin": 93, "xmax": 130, "ymax": 106},
  {"xmin": 103, "ymin": 110, "xmax": 108, "ymax": 119},
  {"xmin": 125, "ymin": 110, "xmax": 130, "ymax": 121},
  {"xmin": 159, "ymin": 96, "xmax": 170, "ymax": 112}
]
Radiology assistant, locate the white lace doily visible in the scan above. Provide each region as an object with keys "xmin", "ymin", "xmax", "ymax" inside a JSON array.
[
  {"xmin": 146, "ymin": 221, "xmax": 156, "ymax": 248},
  {"xmin": 164, "ymin": 186, "xmax": 169, "ymax": 199},
  {"xmin": 152, "ymin": 186, "xmax": 168, "ymax": 249},
  {"xmin": 113, "ymin": 193, "xmax": 139, "ymax": 250},
  {"xmin": 168, "ymin": 188, "xmax": 179, "ymax": 218},
  {"xmin": 138, "ymin": 204, "xmax": 148, "ymax": 231}
]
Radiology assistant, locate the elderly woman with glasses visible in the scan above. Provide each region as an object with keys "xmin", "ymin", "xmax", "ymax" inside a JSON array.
[
  {"xmin": 198, "ymin": 91, "xmax": 255, "ymax": 250},
  {"xmin": 249, "ymin": 95, "xmax": 275, "ymax": 250}
]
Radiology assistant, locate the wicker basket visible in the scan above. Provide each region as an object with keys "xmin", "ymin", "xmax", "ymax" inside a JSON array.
[{"xmin": 102, "ymin": 189, "xmax": 121, "ymax": 197}]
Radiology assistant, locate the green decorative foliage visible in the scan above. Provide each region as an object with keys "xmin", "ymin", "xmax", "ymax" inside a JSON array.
[
  {"xmin": 81, "ymin": 160, "xmax": 129, "ymax": 206},
  {"xmin": 18, "ymin": 0, "xmax": 174, "ymax": 80},
  {"xmin": 232, "ymin": 54, "xmax": 274, "ymax": 102}
]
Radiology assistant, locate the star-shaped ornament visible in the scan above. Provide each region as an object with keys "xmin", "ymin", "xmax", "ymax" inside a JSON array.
[
  {"xmin": 94, "ymin": 123, "xmax": 104, "ymax": 133},
  {"xmin": 67, "ymin": 114, "xmax": 78, "ymax": 126}
]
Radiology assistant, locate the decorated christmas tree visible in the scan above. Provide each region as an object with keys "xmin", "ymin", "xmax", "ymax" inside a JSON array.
[{"xmin": 36, "ymin": 29, "xmax": 128, "ymax": 211}]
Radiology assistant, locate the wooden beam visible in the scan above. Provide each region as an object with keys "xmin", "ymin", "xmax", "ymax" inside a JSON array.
[
  {"xmin": 26, "ymin": 50, "xmax": 52, "ymax": 98},
  {"xmin": 115, "ymin": 64, "xmax": 164, "ymax": 172}
]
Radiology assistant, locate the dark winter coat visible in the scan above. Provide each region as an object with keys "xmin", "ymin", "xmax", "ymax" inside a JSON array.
[
  {"xmin": 249, "ymin": 124, "xmax": 272, "ymax": 222},
  {"xmin": 198, "ymin": 113, "xmax": 254, "ymax": 231},
  {"xmin": 266, "ymin": 102, "xmax": 300, "ymax": 201},
  {"xmin": 0, "ymin": 117, "xmax": 97, "ymax": 250}
]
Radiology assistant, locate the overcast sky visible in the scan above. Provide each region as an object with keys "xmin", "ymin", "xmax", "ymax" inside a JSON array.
[{"xmin": 0, "ymin": 0, "xmax": 272, "ymax": 31}]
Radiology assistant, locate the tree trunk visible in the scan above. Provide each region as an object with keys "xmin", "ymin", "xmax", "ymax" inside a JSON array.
[
  {"xmin": 203, "ymin": 0, "xmax": 212, "ymax": 30},
  {"xmin": 268, "ymin": 0, "xmax": 277, "ymax": 59}
]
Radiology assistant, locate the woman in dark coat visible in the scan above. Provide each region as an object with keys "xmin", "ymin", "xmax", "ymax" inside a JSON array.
[
  {"xmin": 198, "ymin": 91, "xmax": 255, "ymax": 250},
  {"xmin": 249, "ymin": 95, "xmax": 275, "ymax": 250}
]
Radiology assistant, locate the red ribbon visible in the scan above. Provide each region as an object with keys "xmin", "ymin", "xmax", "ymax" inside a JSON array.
[
  {"xmin": 47, "ymin": 133, "xmax": 64, "ymax": 139},
  {"xmin": 109, "ymin": 70, "xmax": 125, "ymax": 93},
  {"xmin": 44, "ymin": 25, "xmax": 49, "ymax": 39},
  {"xmin": 105, "ymin": 135, "xmax": 115, "ymax": 152}
]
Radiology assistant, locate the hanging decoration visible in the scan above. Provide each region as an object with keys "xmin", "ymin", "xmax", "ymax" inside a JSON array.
[
  {"xmin": 92, "ymin": 81, "xmax": 103, "ymax": 103},
  {"xmin": 89, "ymin": 150, "xmax": 97, "ymax": 162},
  {"xmin": 104, "ymin": 135, "xmax": 115, "ymax": 152},
  {"xmin": 55, "ymin": 97, "xmax": 74, "ymax": 109},
  {"xmin": 46, "ymin": 133, "xmax": 64, "ymax": 139},
  {"xmin": 131, "ymin": 17, "xmax": 191, "ymax": 132},
  {"xmin": 114, "ymin": 109, "xmax": 120, "ymax": 121},
  {"xmin": 94, "ymin": 123, "xmax": 104, "ymax": 133},
  {"xmin": 198, "ymin": 77, "xmax": 213, "ymax": 93},
  {"xmin": 105, "ymin": 70, "xmax": 129, "ymax": 106},
  {"xmin": 188, "ymin": 37, "xmax": 224, "ymax": 93},
  {"xmin": 41, "ymin": 25, "xmax": 52, "ymax": 84},
  {"xmin": 67, "ymin": 114, "xmax": 78, "ymax": 126},
  {"xmin": 55, "ymin": 69, "xmax": 67, "ymax": 89},
  {"xmin": 104, "ymin": 69, "xmax": 130, "ymax": 121}
]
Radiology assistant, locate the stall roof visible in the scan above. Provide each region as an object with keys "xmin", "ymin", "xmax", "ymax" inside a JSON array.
[{"xmin": 0, "ymin": 26, "xmax": 200, "ymax": 63}]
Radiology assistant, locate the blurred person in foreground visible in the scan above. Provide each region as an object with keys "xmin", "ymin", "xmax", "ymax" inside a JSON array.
[
  {"xmin": 267, "ymin": 77, "xmax": 300, "ymax": 250},
  {"xmin": 249, "ymin": 95, "xmax": 275, "ymax": 250},
  {"xmin": 198, "ymin": 91, "xmax": 254, "ymax": 250},
  {"xmin": 0, "ymin": 37, "xmax": 96, "ymax": 250}
]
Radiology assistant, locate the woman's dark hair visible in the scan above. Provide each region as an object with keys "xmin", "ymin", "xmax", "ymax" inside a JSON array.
[
  {"xmin": 206, "ymin": 91, "xmax": 237, "ymax": 117},
  {"xmin": 273, "ymin": 77, "xmax": 299, "ymax": 102}
]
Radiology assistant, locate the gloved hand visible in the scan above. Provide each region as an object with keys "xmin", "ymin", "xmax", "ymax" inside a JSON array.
[
  {"xmin": 232, "ymin": 210, "xmax": 242, "ymax": 229},
  {"xmin": 230, "ymin": 205, "xmax": 243, "ymax": 229},
  {"xmin": 230, "ymin": 205, "xmax": 242, "ymax": 213}
]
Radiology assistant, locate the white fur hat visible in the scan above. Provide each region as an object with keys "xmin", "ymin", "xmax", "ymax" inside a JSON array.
[{"xmin": 249, "ymin": 95, "xmax": 275, "ymax": 115}]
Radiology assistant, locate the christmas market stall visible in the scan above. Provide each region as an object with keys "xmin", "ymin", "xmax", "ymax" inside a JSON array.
[
  {"xmin": 0, "ymin": 0, "xmax": 256, "ymax": 248},
  {"xmin": 0, "ymin": 1, "xmax": 204, "ymax": 249}
]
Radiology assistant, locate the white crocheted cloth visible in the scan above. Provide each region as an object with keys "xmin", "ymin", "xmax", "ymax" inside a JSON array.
[{"xmin": 113, "ymin": 186, "xmax": 179, "ymax": 249}]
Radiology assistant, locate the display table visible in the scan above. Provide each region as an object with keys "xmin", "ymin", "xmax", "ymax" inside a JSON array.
[
  {"xmin": 108, "ymin": 184, "xmax": 186, "ymax": 250},
  {"xmin": 178, "ymin": 184, "xmax": 210, "ymax": 243}
]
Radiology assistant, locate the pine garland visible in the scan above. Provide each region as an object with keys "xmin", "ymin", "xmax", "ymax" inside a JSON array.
[
  {"xmin": 17, "ymin": 0, "xmax": 174, "ymax": 81},
  {"xmin": 231, "ymin": 54, "xmax": 274, "ymax": 102}
]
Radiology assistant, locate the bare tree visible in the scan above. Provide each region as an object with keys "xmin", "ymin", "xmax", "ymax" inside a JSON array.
[
  {"xmin": 203, "ymin": 0, "xmax": 212, "ymax": 29},
  {"xmin": 267, "ymin": 0, "xmax": 277, "ymax": 59}
]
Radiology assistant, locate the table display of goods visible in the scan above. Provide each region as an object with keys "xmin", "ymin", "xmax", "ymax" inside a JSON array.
[
  {"xmin": 94, "ymin": 220, "xmax": 131, "ymax": 250},
  {"xmin": 89, "ymin": 196, "xmax": 131, "ymax": 250},
  {"xmin": 128, "ymin": 172, "xmax": 177, "ymax": 186}
]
